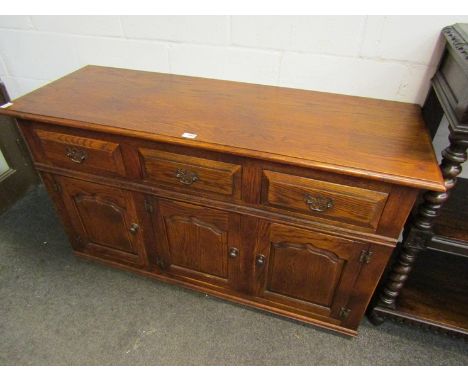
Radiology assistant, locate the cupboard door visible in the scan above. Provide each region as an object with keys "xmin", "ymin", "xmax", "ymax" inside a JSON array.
[
  {"xmin": 150, "ymin": 198, "xmax": 242, "ymax": 290},
  {"xmin": 253, "ymin": 222, "xmax": 367, "ymax": 321},
  {"xmin": 55, "ymin": 176, "xmax": 148, "ymax": 266}
]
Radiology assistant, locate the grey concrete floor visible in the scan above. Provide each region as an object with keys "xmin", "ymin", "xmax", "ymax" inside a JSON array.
[{"xmin": 0, "ymin": 186, "xmax": 467, "ymax": 365}]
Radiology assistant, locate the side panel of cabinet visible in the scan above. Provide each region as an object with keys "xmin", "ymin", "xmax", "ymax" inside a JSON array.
[
  {"xmin": 49, "ymin": 175, "xmax": 149, "ymax": 267},
  {"xmin": 251, "ymin": 221, "xmax": 368, "ymax": 323},
  {"xmin": 148, "ymin": 198, "xmax": 244, "ymax": 291}
]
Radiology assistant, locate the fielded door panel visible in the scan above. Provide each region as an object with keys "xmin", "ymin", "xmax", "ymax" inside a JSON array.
[
  {"xmin": 150, "ymin": 198, "xmax": 243, "ymax": 291},
  {"xmin": 252, "ymin": 222, "xmax": 368, "ymax": 320},
  {"xmin": 54, "ymin": 176, "xmax": 148, "ymax": 266}
]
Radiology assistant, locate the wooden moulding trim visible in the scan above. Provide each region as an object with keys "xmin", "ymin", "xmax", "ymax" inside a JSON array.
[
  {"xmin": 0, "ymin": 110, "xmax": 446, "ymax": 193},
  {"xmin": 74, "ymin": 250, "xmax": 358, "ymax": 337},
  {"xmin": 36, "ymin": 163, "xmax": 398, "ymax": 247},
  {"xmin": 432, "ymin": 73, "xmax": 468, "ymax": 136},
  {"xmin": 442, "ymin": 25, "xmax": 468, "ymax": 71}
]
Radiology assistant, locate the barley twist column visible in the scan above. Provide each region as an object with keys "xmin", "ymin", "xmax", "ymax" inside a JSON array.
[{"xmin": 369, "ymin": 134, "xmax": 468, "ymax": 323}]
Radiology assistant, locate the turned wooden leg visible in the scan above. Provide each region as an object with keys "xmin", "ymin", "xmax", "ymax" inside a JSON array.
[{"xmin": 369, "ymin": 134, "xmax": 468, "ymax": 323}]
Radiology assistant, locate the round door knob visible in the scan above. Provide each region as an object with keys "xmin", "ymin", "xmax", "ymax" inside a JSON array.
[
  {"xmin": 129, "ymin": 223, "xmax": 139, "ymax": 234},
  {"xmin": 256, "ymin": 254, "xmax": 266, "ymax": 266},
  {"xmin": 228, "ymin": 247, "xmax": 239, "ymax": 258}
]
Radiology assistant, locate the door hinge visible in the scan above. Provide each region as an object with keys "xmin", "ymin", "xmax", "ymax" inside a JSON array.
[
  {"xmin": 155, "ymin": 256, "xmax": 167, "ymax": 270},
  {"xmin": 339, "ymin": 307, "xmax": 351, "ymax": 320},
  {"xmin": 52, "ymin": 181, "xmax": 62, "ymax": 193},
  {"xmin": 359, "ymin": 249, "xmax": 373, "ymax": 264},
  {"xmin": 144, "ymin": 197, "xmax": 153, "ymax": 213}
]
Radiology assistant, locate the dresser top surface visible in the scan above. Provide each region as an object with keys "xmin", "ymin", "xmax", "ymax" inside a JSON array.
[{"xmin": 1, "ymin": 65, "xmax": 444, "ymax": 191}]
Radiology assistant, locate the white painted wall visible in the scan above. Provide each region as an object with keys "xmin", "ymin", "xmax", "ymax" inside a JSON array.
[
  {"xmin": 1, "ymin": 15, "xmax": 468, "ymax": 104},
  {"xmin": 0, "ymin": 15, "xmax": 466, "ymax": 178}
]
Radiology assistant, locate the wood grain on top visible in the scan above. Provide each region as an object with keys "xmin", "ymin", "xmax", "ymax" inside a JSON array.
[{"xmin": 0, "ymin": 65, "xmax": 444, "ymax": 191}]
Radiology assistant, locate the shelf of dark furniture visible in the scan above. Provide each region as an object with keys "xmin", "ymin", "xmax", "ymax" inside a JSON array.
[
  {"xmin": 373, "ymin": 249, "xmax": 468, "ymax": 336},
  {"xmin": 429, "ymin": 177, "xmax": 468, "ymax": 257}
]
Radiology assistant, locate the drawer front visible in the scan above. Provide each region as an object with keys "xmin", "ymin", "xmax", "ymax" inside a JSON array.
[
  {"xmin": 34, "ymin": 128, "xmax": 127, "ymax": 177},
  {"xmin": 139, "ymin": 148, "xmax": 242, "ymax": 199},
  {"xmin": 261, "ymin": 170, "xmax": 389, "ymax": 229}
]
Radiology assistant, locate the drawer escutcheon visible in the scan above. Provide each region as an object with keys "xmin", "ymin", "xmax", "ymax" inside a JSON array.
[
  {"xmin": 175, "ymin": 168, "xmax": 199, "ymax": 185},
  {"xmin": 304, "ymin": 194, "xmax": 334, "ymax": 212},
  {"xmin": 65, "ymin": 146, "xmax": 87, "ymax": 164}
]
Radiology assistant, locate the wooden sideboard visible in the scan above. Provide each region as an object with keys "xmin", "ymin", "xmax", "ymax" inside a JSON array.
[{"xmin": 0, "ymin": 66, "xmax": 444, "ymax": 336}]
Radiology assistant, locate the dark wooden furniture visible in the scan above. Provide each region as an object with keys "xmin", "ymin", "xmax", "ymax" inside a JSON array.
[
  {"xmin": 0, "ymin": 82, "xmax": 38, "ymax": 213},
  {"xmin": 0, "ymin": 65, "xmax": 443, "ymax": 336},
  {"xmin": 369, "ymin": 24, "xmax": 468, "ymax": 337}
]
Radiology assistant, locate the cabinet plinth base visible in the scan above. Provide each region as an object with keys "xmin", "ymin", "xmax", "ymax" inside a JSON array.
[{"xmin": 74, "ymin": 250, "xmax": 358, "ymax": 337}]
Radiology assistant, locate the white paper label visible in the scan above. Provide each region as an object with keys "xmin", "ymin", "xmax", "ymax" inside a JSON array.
[
  {"xmin": 0, "ymin": 102, "xmax": 13, "ymax": 109},
  {"xmin": 181, "ymin": 132, "xmax": 197, "ymax": 139}
]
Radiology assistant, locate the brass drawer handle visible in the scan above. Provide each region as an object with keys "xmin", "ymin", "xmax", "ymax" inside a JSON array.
[
  {"xmin": 175, "ymin": 168, "xmax": 199, "ymax": 185},
  {"xmin": 65, "ymin": 146, "xmax": 87, "ymax": 164},
  {"xmin": 304, "ymin": 194, "xmax": 334, "ymax": 212}
]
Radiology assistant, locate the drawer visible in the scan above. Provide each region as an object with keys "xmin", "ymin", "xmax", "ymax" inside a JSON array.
[
  {"xmin": 261, "ymin": 170, "xmax": 389, "ymax": 229},
  {"xmin": 34, "ymin": 128, "xmax": 127, "ymax": 177},
  {"xmin": 138, "ymin": 148, "xmax": 242, "ymax": 199}
]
